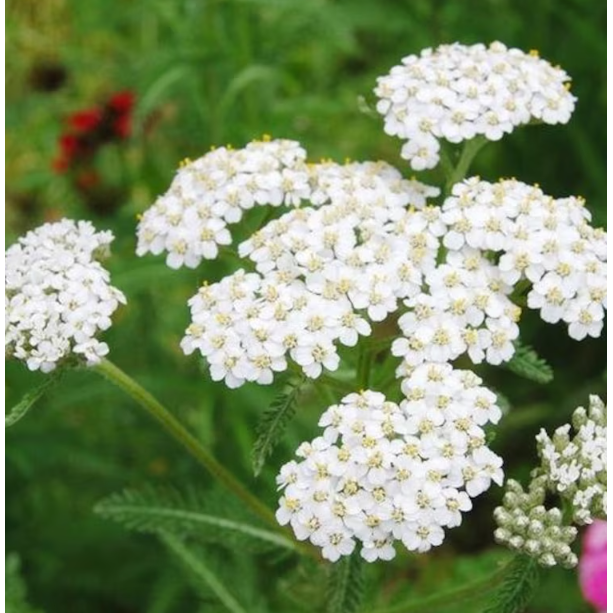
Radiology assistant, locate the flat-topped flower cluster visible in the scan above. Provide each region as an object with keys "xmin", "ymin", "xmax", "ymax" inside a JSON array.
[
  {"xmin": 171, "ymin": 147, "xmax": 606, "ymax": 388},
  {"xmin": 136, "ymin": 138, "xmax": 311, "ymax": 269},
  {"xmin": 276, "ymin": 366, "xmax": 503, "ymax": 561},
  {"xmin": 375, "ymin": 41, "xmax": 576, "ymax": 170},
  {"xmin": 5, "ymin": 220, "xmax": 126, "ymax": 372}
]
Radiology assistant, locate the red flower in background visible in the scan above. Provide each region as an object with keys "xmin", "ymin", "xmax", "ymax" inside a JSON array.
[
  {"xmin": 52, "ymin": 90, "xmax": 136, "ymax": 175},
  {"xmin": 51, "ymin": 90, "xmax": 136, "ymax": 216},
  {"xmin": 108, "ymin": 90, "xmax": 135, "ymax": 138},
  {"xmin": 69, "ymin": 108, "xmax": 103, "ymax": 133},
  {"xmin": 108, "ymin": 90, "xmax": 135, "ymax": 114}
]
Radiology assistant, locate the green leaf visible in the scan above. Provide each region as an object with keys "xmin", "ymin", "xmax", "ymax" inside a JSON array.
[
  {"xmin": 251, "ymin": 374, "xmax": 305, "ymax": 476},
  {"xmin": 504, "ymin": 342, "xmax": 554, "ymax": 385},
  {"xmin": 6, "ymin": 370, "xmax": 63, "ymax": 428},
  {"xmin": 160, "ymin": 533, "xmax": 247, "ymax": 613},
  {"xmin": 94, "ymin": 485, "xmax": 297, "ymax": 553},
  {"xmin": 5, "ymin": 553, "xmax": 44, "ymax": 613},
  {"xmin": 482, "ymin": 555, "xmax": 540, "ymax": 613},
  {"xmin": 326, "ymin": 551, "xmax": 364, "ymax": 613},
  {"xmin": 370, "ymin": 555, "xmax": 537, "ymax": 613}
]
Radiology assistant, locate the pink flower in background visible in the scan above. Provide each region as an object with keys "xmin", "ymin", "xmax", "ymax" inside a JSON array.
[{"xmin": 579, "ymin": 520, "xmax": 607, "ymax": 612}]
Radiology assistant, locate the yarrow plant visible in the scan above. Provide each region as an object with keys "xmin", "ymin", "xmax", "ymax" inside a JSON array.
[{"xmin": 6, "ymin": 40, "xmax": 607, "ymax": 612}]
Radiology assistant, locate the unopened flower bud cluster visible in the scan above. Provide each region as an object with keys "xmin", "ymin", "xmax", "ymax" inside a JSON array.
[
  {"xmin": 5, "ymin": 220, "xmax": 126, "ymax": 372},
  {"xmin": 277, "ymin": 364, "xmax": 503, "ymax": 562},
  {"xmin": 494, "ymin": 395, "xmax": 606, "ymax": 567},
  {"xmin": 494, "ymin": 476, "xmax": 578, "ymax": 568},
  {"xmin": 375, "ymin": 41, "xmax": 576, "ymax": 170}
]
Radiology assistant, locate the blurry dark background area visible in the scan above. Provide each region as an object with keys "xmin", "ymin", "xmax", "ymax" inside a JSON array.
[{"xmin": 5, "ymin": 1, "xmax": 605, "ymax": 612}]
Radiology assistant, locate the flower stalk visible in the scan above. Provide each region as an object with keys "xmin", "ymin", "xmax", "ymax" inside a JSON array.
[{"xmin": 94, "ymin": 358, "xmax": 279, "ymax": 530}]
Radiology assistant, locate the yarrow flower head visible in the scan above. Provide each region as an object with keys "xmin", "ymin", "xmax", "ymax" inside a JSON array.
[
  {"xmin": 135, "ymin": 138, "xmax": 311, "ymax": 269},
  {"xmin": 494, "ymin": 395, "xmax": 606, "ymax": 568},
  {"xmin": 180, "ymin": 157, "xmax": 442, "ymax": 387},
  {"xmin": 536, "ymin": 395, "xmax": 607, "ymax": 524},
  {"xmin": 442, "ymin": 178, "xmax": 607, "ymax": 340},
  {"xmin": 391, "ymin": 177, "xmax": 607, "ymax": 376},
  {"xmin": 375, "ymin": 42, "xmax": 576, "ymax": 170},
  {"xmin": 5, "ymin": 219, "xmax": 126, "ymax": 372},
  {"xmin": 276, "ymin": 364, "xmax": 503, "ymax": 562}
]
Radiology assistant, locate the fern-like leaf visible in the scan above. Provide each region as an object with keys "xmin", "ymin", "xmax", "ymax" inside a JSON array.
[
  {"xmin": 482, "ymin": 555, "xmax": 540, "ymax": 613},
  {"xmin": 94, "ymin": 485, "xmax": 297, "ymax": 553},
  {"xmin": 6, "ymin": 370, "xmax": 63, "ymax": 428},
  {"xmin": 505, "ymin": 342, "xmax": 553, "ymax": 385},
  {"xmin": 161, "ymin": 533, "xmax": 247, "ymax": 613},
  {"xmin": 252, "ymin": 374, "xmax": 305, "ymax": 476},
  {"xmin": 326, "ymin": 552, "xmax": 364, "ymax": 613}
]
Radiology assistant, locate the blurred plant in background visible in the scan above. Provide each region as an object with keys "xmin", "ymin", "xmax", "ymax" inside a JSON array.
[
  {"xmin": 51, "ymin": 90, "xmax": 135, "ymax": 216},
  {"xmin": 6, "ymin": 1, "xmax": 606, "ymax": 612}
]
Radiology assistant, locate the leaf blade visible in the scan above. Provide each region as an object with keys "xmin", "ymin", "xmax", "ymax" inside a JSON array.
[
  {"xmin": 251, "ymin": 375, "xmax": 305, "ymax": 476},
  {"xmin": 482, "ymin": 555, "xmax": 540, "ymax": 613},
  {"xmin": 6, "ymin": 370, "xmax": 63, "ymax": 428},
  {"xmin": 161, "ymin": 533, "xmax": 248, "ymax": 613},
  {"xmin": 94, "ymin": 486, "xmax": 298, "ymax": 553},
  {"xmin": 326, "ymin": 551, "xmax": 364, "ymax": 613},
  {"xmin": 504, "ymin": 342, "xmax": 553, "ymax": 385}
]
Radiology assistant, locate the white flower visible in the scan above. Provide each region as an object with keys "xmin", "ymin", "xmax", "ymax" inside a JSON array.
[
  {"xmin": 276, "ymin": 369, "xmax": 503, "ymax": 561},
  {"xmin": 441, "ymin": 178, "xmax": 607, "ymax": 341},
  {"xmin": 536, "ymin": 395, "xmax": 607, "ymax": 524},
  {"xmin": 375, "ymin": 42, "xmax": 576, "ymax": 170},
  {"xmin": 136, "ymin": 138, "xmax": 311, "ymax": 269},
  {"xmin": 5, "ymin": 220, "xmax": 126, "ymax": 371}
]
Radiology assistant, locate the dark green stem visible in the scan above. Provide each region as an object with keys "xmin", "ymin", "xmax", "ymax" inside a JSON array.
[
  {"xmin": 443, "ymin": 136, "xmax": 489, "ymax": 196},
  {"xmin": 94, "ymin": 359, "xmax": 277, "ymax": 530},
  {"xmin": 357, "ymin": 345, "xmax": 372, "ymax": 389}
]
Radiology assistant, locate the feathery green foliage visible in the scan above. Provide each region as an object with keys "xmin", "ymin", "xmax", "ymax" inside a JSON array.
[
  {"xmin": 504, "ymin": 342, "xmax": 554, "ymax": 385},
  {"xmin": 482, "ymin": 555, "xmax": 540, "ymax": 613},
  {"xmin": 252, "ymin": 374, "xmax": 306, "ymax": 476},
  {"xmin": 161, "ymin": 533, "xmax": 248, "ymax": 613},
  {"xmin": 94, "ymin": 485, "xmax": 298, "ymax": 553},
  {"xmin": 326, "ymin": 551, "xmax": 364, "ymax": 613},
  {"xmin": 6, "ymin": 369, "xmax": 63, "ymax": 428}
]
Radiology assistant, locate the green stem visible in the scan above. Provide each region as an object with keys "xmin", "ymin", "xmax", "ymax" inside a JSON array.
[
  {"xmin": 319, "ymin": 373, "xmax": 356, "ymax": 396},
  {"xmin": 94, "ymin": 358, "xmax": 278, "ymax": 530},
  {"xmin": 443, "ymin": 136, "xmax": 489, "ymax": 196},
  {"xmin": 357, "ymin": 345, "xmax": 372, "ymax": 389}
]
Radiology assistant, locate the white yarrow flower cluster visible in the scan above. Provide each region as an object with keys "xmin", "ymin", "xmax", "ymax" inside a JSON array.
[
  {"xmin": 276, "ymin": 364, "xmax": 503, "ymax": 562},
  {"xmin": 536, "ymin": 395, "xmax": 607, "ymax": 524},
  {"xmin": 494, "ymin": 395, "xmax": 606, "ymax": 567},
  {"xmin": 136, "ymin": 138, "xmax": 311, "ymax": 269},
  {"xmin": 442, "ymin": 178, "xmax": 607, "ymax": 341},
  {"xmin": 5, "ymin": 220, "xmax": 126, "ymax": 372},
  {"xmin": 375, "ymin": 41, "xmax": 576, "ymax": 170},
  {"xmin": 183, "ymin": 161, "xmax": 442, "ymax": 386},
  {"xmin": 392, "ymin": 248, "xmax": 520, "ymax": 370}
]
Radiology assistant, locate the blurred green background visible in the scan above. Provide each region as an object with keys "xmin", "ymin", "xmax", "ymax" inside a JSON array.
[{"xmin": 6, "ymin": 0, "xmax": 606, "ymax": 612}]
